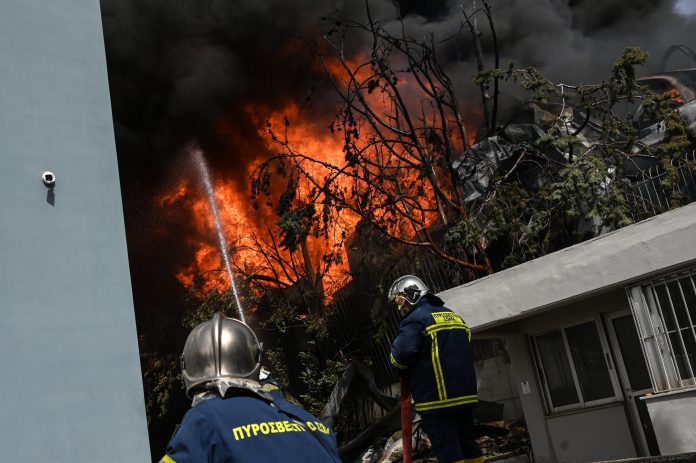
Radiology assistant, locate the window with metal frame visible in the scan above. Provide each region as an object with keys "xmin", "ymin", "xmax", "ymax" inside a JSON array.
[
  {"xmin": 627, "ymin": 268, "xmax": 696, "ymax": 392},
  {"xmin": 533, "ymin": 319, "xmax": 622, "ymax": 413}
]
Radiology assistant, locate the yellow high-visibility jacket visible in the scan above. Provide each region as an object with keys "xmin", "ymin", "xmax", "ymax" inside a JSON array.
[{"xmin": 390, "ymin": 294, "xmax": 478, "ymax": 414}]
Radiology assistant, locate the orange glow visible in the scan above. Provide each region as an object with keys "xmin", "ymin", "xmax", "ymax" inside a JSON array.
[
  {"xmin": 159, "ymin": 182, "xmax": 190, "ymax": 207},
  {"xmin": 251, "ymin": 102, "xmax": 359, "ymax": 288},
  {"xmin": 156, "ymin": 104, "xmax": 357, "ymax": 301},
  {"xmin": 667, "ymin": 88, "xmax": 685, "ymax": 105},
  {"xmin": 159, "ymin": 52, "xmax": 480, "ymax": 304}
]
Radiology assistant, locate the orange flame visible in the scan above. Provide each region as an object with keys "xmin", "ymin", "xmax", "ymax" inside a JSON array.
[
  {"xmin": 159, "ymin": 52, "xmax": 480, "ymax": 302},
  {"xmin": 157, "ymin": 103, "xmax": 357, "ymax": 300},
  {"xmin": 667, "ymin": 87, "xmax": 685, "ymax": 105}
]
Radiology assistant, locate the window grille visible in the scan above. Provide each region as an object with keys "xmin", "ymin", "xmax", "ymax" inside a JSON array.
[{"xmin": 627, "ymin": 268, "xmax": 696, "ymax": 392}]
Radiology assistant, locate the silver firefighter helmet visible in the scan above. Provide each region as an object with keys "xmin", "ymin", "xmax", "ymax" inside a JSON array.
[
  {"xmin": 181, "ymin": 312, "xmax": 262, "ymax": 397},
  {"xmin": 388, "ymin": 275, "xmax": 430, "ymax": 315}
]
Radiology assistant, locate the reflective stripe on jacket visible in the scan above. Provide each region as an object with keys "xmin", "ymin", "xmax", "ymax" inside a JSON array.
[{"xmin": 390, "ymin": 294, "xmax": 478, "ymax": 413}]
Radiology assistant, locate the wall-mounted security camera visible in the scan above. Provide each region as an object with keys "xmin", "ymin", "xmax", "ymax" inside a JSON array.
[{"xmin": 41, "ymin": 171, "xmax": 56, "ymax": 188}]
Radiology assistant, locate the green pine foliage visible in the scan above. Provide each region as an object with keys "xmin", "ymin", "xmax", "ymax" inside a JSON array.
[{"xmin": 298, "ymin": 350, "xmax": 350, "ymax": 415}]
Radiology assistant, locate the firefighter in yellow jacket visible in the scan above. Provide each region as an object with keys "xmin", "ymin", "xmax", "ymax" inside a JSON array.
[{"xmin": 389, "ymin": 275, "xmax": 484, "ymax": 463}]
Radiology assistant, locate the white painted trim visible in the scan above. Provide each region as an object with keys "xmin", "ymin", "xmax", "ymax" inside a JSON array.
[
  {"xmin": 531, "ymin": 317, "xmax": 623, "ymax": 413},
  {"xmin": 439, "ymin": 203, "xmax": 696, "ymax": 331}
]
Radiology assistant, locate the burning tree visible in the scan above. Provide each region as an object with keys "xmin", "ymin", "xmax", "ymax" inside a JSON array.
[
  {"xmin": 253, "ymin": 4, "xmax": 494, "ymax": 275},
  {"xmin": 152, "ymin": 3, "xmax": 694, "ymax": 427},
  {"xmin": 252, "ymin": 1, "xmax": 694, "ymax": 276},
  {"xmin": 144, "ymin": 0, "xmax": 696, "ymax": 433}
]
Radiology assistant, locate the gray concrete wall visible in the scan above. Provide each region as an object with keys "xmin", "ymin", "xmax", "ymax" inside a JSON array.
[
  {"xmin": 515, "ymin": 289, "xmax": 629, "ymax": 334},
  {"xmin": 480, "ymin": 290, "xmax": 638, "ymax": 463},
  {"xmin": 643, "ymin": 389, "xmax": 696, "ymax": 454},
  {"xmin": 546, "ymin": 404, "xmax": 636, "ymax": 463},
  {"xmin": 504, "ymin": 332, "xmax": 557, "ymax": 463},
  {"xmin": 0, "ymin": 0, "xmax": 150, "ymax": 461},
  {"xmin": 475, "ymin": 354, "xmax": 523, "ymax": 421}
]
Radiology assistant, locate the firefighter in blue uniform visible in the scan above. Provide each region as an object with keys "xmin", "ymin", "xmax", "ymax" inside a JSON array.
[
  {"xmin": 160, "ymin": 312, "xmax": 341, "ymax": 463},
  {"xmin": 388, "ymin": 275, "xmax": 484, "ymax": 463}
]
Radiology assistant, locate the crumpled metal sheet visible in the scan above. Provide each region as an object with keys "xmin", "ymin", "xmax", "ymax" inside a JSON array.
[
  {"xmin": 356, "ymin": 424, "xmax": 431, "ymax": 463},
  {"xmin": 319, "ymin": 360, "xmax": 396, "ymax": 428}
]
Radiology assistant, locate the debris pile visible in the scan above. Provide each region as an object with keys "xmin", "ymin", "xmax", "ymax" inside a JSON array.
[
  {"xmin": 319, "ymin": 361, "xmax": 531, "ymax": 462},
  {"xmin": 476, "ymin": 421, "xmax": 531, "ymax": 462},
  {"xmin": 357, "ymin": 425, "xmax": 432, "ymax": 463},
  {"xmin": 353, "ymin": 419, "xmax": 530, "ymax": 463},
  {"xmin": 453, "ymin": 68, "xmax": 696, "ymax": 218}
]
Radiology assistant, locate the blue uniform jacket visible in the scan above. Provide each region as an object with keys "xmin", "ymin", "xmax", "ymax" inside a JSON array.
[
  {"xmin": 161, "ymin": 391, "xmax": 341, "ymax": 463},
  {"xmin": 390, "ymin": 294, "xmax": 478, "ymax": 414}
]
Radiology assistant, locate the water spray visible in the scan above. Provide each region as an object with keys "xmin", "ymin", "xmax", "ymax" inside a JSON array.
[{"xmin": 191, "ymin": 147, "xmax": 246, "ymax": 324}]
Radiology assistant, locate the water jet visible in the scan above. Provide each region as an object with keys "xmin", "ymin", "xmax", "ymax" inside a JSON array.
[{"xmin": 192, "ymin": 147, "xmax": 245, "ymax": 323}]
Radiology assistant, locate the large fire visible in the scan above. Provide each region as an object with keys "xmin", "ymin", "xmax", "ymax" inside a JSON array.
[
  {"xmin": 158, "ymin": 52, "xmax": 479, "ymax": 305},
  {"xmin": 159, "ymin": 102, "xmax": 358, "ymax": 301}
]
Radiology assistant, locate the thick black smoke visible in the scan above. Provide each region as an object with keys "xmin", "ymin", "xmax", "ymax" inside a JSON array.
[
  {"xmin": 386, "ymin": 0, "xmax": 696, "ymax": 97},
  {"xmin": 487, "ymin": 0, "xmax": 695, "ymax": 80},
  {"xmin": 100, "ymin": 0, "xmax": 695, "ymax": 456},
  {"xmin": 103, "ymin": 0, "xmax": 696, "ymax": 179},
  {"xmin": 102, "ymin": 0, "xmax": 345, "ymax": 345},
  {"xmin": 102, "ymin": 0, "xmax": 696, "ymax": 199},
  {"xmin": 102, "ymin": 0, "xmax": 696, "ymax": 294}
]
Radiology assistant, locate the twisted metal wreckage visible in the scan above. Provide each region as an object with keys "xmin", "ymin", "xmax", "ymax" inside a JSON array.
[{"xmin": 453, "ymin": 68, "xmax": 696, "ymax": 217}]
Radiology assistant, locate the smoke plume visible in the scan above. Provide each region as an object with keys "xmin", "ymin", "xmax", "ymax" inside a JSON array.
[
  {"xmin": 101, "ymin": 0, "xmax": 696, "ymax": 386},
  {"xmin": 100, "ymin": 0, "xmax": 696, "ymax": 456}
]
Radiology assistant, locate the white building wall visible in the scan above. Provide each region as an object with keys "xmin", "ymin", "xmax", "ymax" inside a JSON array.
[
  {"xmin": 644, "ymin": 390, "xmax": 696, "ymax": 454},
  {"xmin": 0, "ymin": 1, "xmax": 150, "ymax": 461},
  {"xmin": 475, "ymin": 354, "xmax": 523, "ymax": 421},
  {"xmin": 481, "ymin": 290, "xmax": 640, "ymax": 462},
  {"xmin": 504, "ymin": 333, "xmax": 557, "ymax": 463}
]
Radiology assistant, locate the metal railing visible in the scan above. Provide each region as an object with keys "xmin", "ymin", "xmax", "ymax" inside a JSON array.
[
  {"xmin": 324, "ymin": 251, "xmax": 470, "ymax": 387},
  {"xmin": 625, "ymin": 150, "xmax": 696, "ymax": 219}
]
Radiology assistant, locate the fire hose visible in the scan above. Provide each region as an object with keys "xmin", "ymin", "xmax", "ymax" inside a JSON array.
[{"xmin": 400, "ymin": 375, "xmax": 412, "ymax": 463}]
